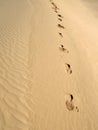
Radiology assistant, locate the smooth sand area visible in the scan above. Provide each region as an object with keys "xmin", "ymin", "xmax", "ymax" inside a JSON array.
[{"xmin": 0, "ymin": 0, "xmax": 98, "ymax": 130}]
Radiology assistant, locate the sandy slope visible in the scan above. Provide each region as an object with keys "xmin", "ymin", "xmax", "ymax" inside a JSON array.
[{"xmin": 0, "ymin": 0, "xmax": 98, "ymax": 130}]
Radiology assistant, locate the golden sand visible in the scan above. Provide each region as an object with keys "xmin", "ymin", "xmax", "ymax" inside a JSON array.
[{"xmin": 0, "ymin": 0, "xmax": 98, "ymax": 129}]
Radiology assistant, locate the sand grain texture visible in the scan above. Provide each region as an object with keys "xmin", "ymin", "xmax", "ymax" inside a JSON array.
[{"xmin": 0, "ymin": 0, "xmax": 98, "ymax": 130}]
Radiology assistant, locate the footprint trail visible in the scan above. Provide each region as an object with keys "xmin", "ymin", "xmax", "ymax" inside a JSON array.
[{"xmin": 49, "ymin": 0, "xmax": 78, "ymax": 112}]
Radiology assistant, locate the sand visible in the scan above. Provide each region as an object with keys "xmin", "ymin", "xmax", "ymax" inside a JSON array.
[{"xmin": 0, "ymin": 0, "xmax": 98, "ymax": 130}]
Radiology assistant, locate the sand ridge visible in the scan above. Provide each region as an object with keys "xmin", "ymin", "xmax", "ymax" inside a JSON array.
[{"xmin": 0, "ymin": 0, "xmax": 98, "ymax": 130}]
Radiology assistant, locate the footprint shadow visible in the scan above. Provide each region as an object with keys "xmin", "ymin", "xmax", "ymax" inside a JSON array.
[
  {"xmin": 58, "ymin": 32, "xmax": 63, "ymax": 38},
  {"xmin": 59, "ymin": 45, "xmax": 69, "ymax": 53},
  {"xmin": 58, "ymin": 24, "xmax": 65, "ymax": 29},
  {"xmin": 58, "ymin": 18, "xmax": 62, "ymax": 21},
  {"xmin": 65, "ymin": 63, "xmax": 72, "ymax": 74},
  {"xmin": 58, "ymin": 14, "xmax": 63, "ymax": 18}
]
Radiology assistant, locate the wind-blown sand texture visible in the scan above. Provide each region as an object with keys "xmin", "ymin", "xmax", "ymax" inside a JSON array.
[{"xmin": 0, "ymin": 0, "xmax": 98, "ymax": 130}]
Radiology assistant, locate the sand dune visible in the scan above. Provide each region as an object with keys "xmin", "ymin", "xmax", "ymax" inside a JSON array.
[{"xmin": 0, "ymin": 0, "xmax": 98, "ymax": 130}]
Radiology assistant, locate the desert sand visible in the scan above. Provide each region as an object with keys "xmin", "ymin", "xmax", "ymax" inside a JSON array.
[{"xmin": 0, "ymin": 0, "xmax": 98, "ymax": 130}]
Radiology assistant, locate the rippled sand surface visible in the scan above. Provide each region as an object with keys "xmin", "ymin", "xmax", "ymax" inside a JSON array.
[{"xmin": 0, "ymin": 0, "xmax": 98, "ymax": 130}]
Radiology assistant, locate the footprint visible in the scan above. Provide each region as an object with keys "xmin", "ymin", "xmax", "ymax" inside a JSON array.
[
  {"xmin": 65, "ymin": 94, "xmax": 79, "ymax": 112},
  {"xmin": 66, "ymin": 101, "xmax": 79, "ymax": 112},
  {"xmin": 66, "ymin": 100, "xmax": 74, "ymax": 111},
  {"xmin": 58, "ymin": 18, "xmax": 62, "ymax": 21},
  {"xmin": 51, "ymin": 2, "xmax": 58, "ymax": 9},
  {"xmin": 65, "ymin": 63, "xmax": 72, "ymax": 74},
  {"xmin": 54, "ymin": 9, "xmax": 58, "ymax": 13},
  {"xmin": 51, "ymin": 2, "xmax": 55, "ymax": 6},
  {"xmin": 58, "ymin": 14, "xmax": 63, "ymax": 18},
  {"xmin": 58, "ymin": 32, "xmax": 63, "ymax": 38},
  {"xmin": 58, "ymin": 24, "xmax": 65, "ymax": 29},
  {"xmin": 50, "ymin": 0, "xmax": 54, "ymax": 5},
  {"xmin": 76, "ymin": 106, "xmax": 79, "ymax": 112},
  {"xmin": 59, "ymin": 45, "xmax": 69, "ymax": 53},
  {"xmin": 51, "ymin": 7, "xmax": 58, "ymax": 13}
]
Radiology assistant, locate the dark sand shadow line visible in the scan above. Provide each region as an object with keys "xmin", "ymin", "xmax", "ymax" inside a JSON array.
[
  {"xmin": 58, "ymin": 32, "xmax": 63, "ymax": 38},
  {"xmin": 65, "ymin": 63, "xmax": 72, "ymax": 74},
  {"xmin": 58, "ymin": 14, "xmax": 63, "ymax": 18},
  {"xmin": 58, "ymin": 24, "xmax": 65, "ymax": 29}
]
